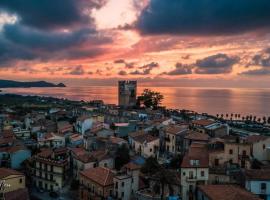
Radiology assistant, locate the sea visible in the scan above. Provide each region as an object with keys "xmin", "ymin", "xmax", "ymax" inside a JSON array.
[{"xmin": 1, "ymin": 86, "xmax": 270, "ymax": 118}]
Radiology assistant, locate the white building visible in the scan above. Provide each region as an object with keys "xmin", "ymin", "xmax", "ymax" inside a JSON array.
[
  {"xmin": 164, "ymin": 124, "xmax": 189, "ymax": 154},
  {"xmin": 13, "ymin": 127, "xmax": 31, "ymax": 140},
  {"xmin": 130, "ymin": 132, "xmax": 160, "ymax": 158},
  {"xmin": 114, "ymin": 162, "xmax": 141, "ymax": 200},
  {"xmin": 75, "ymin": 116, "xmax": 93, "ymax": 135},
  {"xmin": 245, "ymin": 169, "xmax": 270, "ymax": 200},
  {"xmin": 180, "ymin": 143, "xmax": 209, "ymax": 200},
  {"xmin": 246, "ymin": 135, "xmax": 270, "ymax": 162},
  {"xmin": 37, "ymin": 132, "xmax": 65, "ymax": 148}
]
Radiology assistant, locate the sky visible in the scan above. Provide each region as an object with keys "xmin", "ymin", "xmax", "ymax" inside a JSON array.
[{"xmin": 0, "ymin": 0, "xmax": 270, "ymax": 88}]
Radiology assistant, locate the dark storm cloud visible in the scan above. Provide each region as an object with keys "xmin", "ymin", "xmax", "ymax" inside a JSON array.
[
  {"xmin": 250, "ymin": 48, "xmax": 270, "ymax": 67},
  {"xmin": 0, "ymin": 0, "xmax": 111, "ymax": 67},
  {"xmin": 0, "ymin": 37, "xmax": 37, "ymax": 66},
  {"xmin": 130, "ymin": 62, "xmax": 159, "ymax": 75},
  {"xmin": 163, "ymin": 63, "xmax": 193, "ymax": 75},
  {"xmin": 137, "ymin": 0, "xmax": 270, "ymax": 35},
  {"xmin": 0, "ymin": 0, "xmax": 106, "ymax": 29},
  {"xmin": 194, "ymin": 54, "xmax": 239, "ymax": 74},
  {"xmin": 240, "ymin": 68, "xmax": 270, "ymax": 76},
  {"xmin": 3, "ymin": 24, "xmax": 94, "ymax": 51}
]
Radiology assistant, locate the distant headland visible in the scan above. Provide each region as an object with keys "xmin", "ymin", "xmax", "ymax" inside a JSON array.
[{"xmin": 0, "ymin": 79, "xmax": 66, "ymax": 88}]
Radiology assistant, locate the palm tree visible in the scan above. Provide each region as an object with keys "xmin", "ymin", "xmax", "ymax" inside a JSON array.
[
  {"xmin": 226, "ymin": 114, "xmax": 229, "ymax": 119},
  {"xmin": 258, "ymin": 118, "xmax": 261, "ymax": 123},
  {"xmin": 253, "ymin": 116, "xmax": 257, "ymax": 122},
  {"xmin": 221, "ymin": 114, "xmax": 224, "ymax": 118},
  {"xmin": 263, "ymin": 116, "xmax": 267, "ymax": 124},
  {"xmin": 268, "ymin": 117, "xmax": 270, "ymax": 124}
]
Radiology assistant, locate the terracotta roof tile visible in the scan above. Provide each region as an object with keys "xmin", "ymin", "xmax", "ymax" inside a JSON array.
[
  {"xmin": 246, "ymin": 169, "xmax": 270, "ymax": 180},
  {"xmin": 246, "ymin": 135, "xmax": 269, "ymax": 144},
  {"xmin": 181, "ymin": 143, "xmax": 209, "ymax": 168},
  {"xmin": 133, "ymin": 134, "xmax": 159, "ymax": 144},
  {"xmin": 192, "ymin": 119, "xmax": 215, "ymax": 126},
  {"xmin": 122, "ymin": 162, "xmax": 141, "ymax": 171},
  {"xmin": 0, "ymin": 168, "xmax": 23, "ymax": 179},
  {"xmin": 80, "ymin": 167, "xmax": 114, "ymax": 186},
  {"xmin": 198, "ymin": 185, "xmax": 262, "ymax": 200},
  {"xmin": 184, "ymin": 130, "xmax": 210, "ymax": 141},
  {"xmin": 165, "ymin": 125, "xmax": 188, "ymax": 135}
]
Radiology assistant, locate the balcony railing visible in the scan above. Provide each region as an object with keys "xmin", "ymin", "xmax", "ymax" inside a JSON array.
[
  {"xmin": 186, "ymin": 176, "xmax": 197, "ymax": 182},
  {"xmin": 261, "ymin": 189, "xmax": 266, "ymax": 194},
  {"xmin": 238, "ymin": 154, "xmax": 249, "ymax": 160}
]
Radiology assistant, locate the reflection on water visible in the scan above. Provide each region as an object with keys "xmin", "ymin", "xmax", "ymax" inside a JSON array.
[{"xmin": 1, "ymin": 86, "xmax": 270, "ymax": 117}]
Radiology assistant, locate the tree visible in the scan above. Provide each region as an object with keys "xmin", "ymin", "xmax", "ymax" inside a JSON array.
[
  {"xmin": 169, "ymin": 154, "xmax": 184, "ymax": 169},
  {"xmin": 141, "ymin": 157, "xmax": 160, "ymax": 175},
  {"xmin": 115, "ymin": 145, "xmax": 130, "ymax": 170},
  {"xmin": 137, "ymin": 89, "xmax": 164, "ymax": 109}
]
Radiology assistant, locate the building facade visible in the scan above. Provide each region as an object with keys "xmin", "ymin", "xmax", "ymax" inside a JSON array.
[{"xmin": 118, "ymin": 81, "xmax": 137, "ymax": 107}]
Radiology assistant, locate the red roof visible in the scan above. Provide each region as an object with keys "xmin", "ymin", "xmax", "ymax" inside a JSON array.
[
  {"xmin": 181, "ymin": 143, "xmax": 209, "ymax": 168},
  {"xmin": 246, "ymin": 169, "xmax": 270, "ymax": 180},
  {"xmin": 165, "ymin": 125, "xmax": 188, "ymax": 135},
  {"xmin": 192, "ymin": 119, "xmax": 215, "ymax": 126},
  {"xmin": 122, "ymin": 162, "xmax": 141, "ymax": 171},
  {"xmin": 133, "ymin": 134, "xmax": 159, "ymax": 144},
  {"xmin": 246, "ymin": 135, "xmax": 269, "ymax": 144},
  {"xmin": 184, "ymin": 130, "xmax": 210, "ymax": 141},
  {"xmin": 198, "ymin": 185, "xmax": 261, "ymax": 200},
  {"xmin": 80, "ymin": 167, "xmax": 114, "ymax": 186},
  {"xmin": 0, "ymin": 168, "xmax": 23, "ymax": 179}
]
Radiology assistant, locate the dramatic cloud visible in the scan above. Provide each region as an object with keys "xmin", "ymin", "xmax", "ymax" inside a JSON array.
[
  {"xmin": 114, "ymin": 59, "xmax": 136, "ymax": 69},
  {"xmin": 129, "ymin": 62, "xmax": 159, "ymax": 75},
  {"xmin": 66, "ymin": 65, "xmax": 85, "ymax": 75},
  {"xmin": 0, "ymin": 0, "xmax": 106, "ymax": 29},
  {"xmin": 250, "ymin": 48, "xmax": 270, "ymax": 67},
  {"xmin": 118, "ymin": 70, "xmax": 128, "ymax": 76},
  {"xmin": 137, "ymin": 0, "xmax": 270, "ymax": 35},
  {"xmin": 163, "ymin": 63, "xmax": 193, "ymax": 75},
  {"xmin": 0, "ymin": 0, "xmax": 112, "ymax": 67},
  {"xmin": 240, "ymin": 68, "xmax": 270, "ymax": 76},
  {"xmin": 194, "ymin": 53, "xmax": 239, "ymax": 74}
]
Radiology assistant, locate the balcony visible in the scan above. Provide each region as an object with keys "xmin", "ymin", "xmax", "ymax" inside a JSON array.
[
  {"xmin": 238, "ymin": 154, "xmax": 249, "ymax": 160},
  {"xmin": 261, "ymin": 189, "xmax": 266, "ymax": 194},
  {"xmin": 186, "ymin": 176, "xmax": 197, "ymax": 182}
]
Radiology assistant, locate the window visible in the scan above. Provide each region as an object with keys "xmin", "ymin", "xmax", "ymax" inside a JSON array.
[
  {"xmin": 104, "ymin": 163, "xmax": 107, "ymax": 167},
  {"xmin": 242, "ymin": 150, "xmax": 246, "ymax": 156},
  {"xmin": 201, "ymin": 171, "xmax": 205, "ymax": 177},
  {"xmin": 19, "ymin": 178, "xmax": 22, "ymax": 183},
  {"xmin": 122, "ymin": 192, "xmax": 124, "ymax": 197},
  {"xmin": 263, "ymin": 144, "xmax": 266, "ymax": 150},
  {"xmin": 229, "ymin": 149, "xmax": 233, "ymax": 154},
  {"xmin": 122, "ymin": 182, "xmax": 124, "ymax": 187},
  {"xmin": 261, "ymin": 183, "xmax": 266, "ymax": 190},
  {"xmin": 150, "ymin": 148, "xmax": 152, "ymax": 152},
  {"xmin": 183, "ymin": 172, "xmax": 186, "ymax": 176}
]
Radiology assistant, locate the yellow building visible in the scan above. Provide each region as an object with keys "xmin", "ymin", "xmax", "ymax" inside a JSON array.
[
  {"xmin": 0, "ymin": 168, "xmax": 28, "ymax": 200},
  {"xmin": 31, "ymin": 148, "xmax": 69, "ymax": 191}
]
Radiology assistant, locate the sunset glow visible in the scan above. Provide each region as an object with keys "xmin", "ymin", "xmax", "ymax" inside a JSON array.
[{"xmin": 0, "ymin": 0, "xmax": 270, "ymax": 88}]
